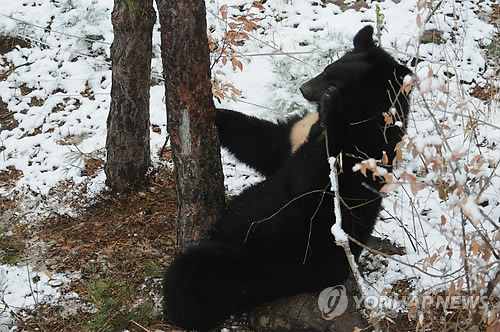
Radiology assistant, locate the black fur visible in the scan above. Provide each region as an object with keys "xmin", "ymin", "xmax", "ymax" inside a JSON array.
[
  {"xmin": 216, "ymin": 110, "xmax": 325, "ymax": 177},
  {"xmin": 300, "ymin": 25, "xmax": 411, "ymax": 163},
  {"xmin": 216, "ymin": 110, "xmax": 303, "ymax": 177},
  {"xmin": 163, "ymin": 25, "xmax": 412, "ymax": 330}
]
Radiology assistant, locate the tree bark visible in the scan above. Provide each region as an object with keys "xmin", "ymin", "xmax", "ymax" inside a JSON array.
[
  {"xmin": 156, "ymin": 0, "xmax": 225, "ymax": 250},
  {"xmin": 106, "ymin": 0, "xmax": 156, "ymax": 190}
]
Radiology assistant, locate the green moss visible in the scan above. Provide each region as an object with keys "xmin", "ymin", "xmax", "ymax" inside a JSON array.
[
  {"xmin": 0, "ymin": 228, "xmax": 23, "ymax": 265},
  {"xmin": 126, "ymin": 0, "xmax": 137, "ymax": 14},
  {"xmin": 487, "ymin": 33, "xmax": 500, "ymax": 58}
]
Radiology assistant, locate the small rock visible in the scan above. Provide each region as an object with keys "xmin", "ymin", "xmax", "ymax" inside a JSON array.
[
  {"xmin": 249, "ymin": 277, "xmax": 368, "ymax": 332},
  {"xmin": 420, "ymin": 29, "xmax": 445, "ymax": 45},
  {"xmin": 48, "ymin": 278, "xmax": 64, "ymax": 287},
  {"xmin": 45, "ymin": 258, "xmax": 58, "ymax": 267}
]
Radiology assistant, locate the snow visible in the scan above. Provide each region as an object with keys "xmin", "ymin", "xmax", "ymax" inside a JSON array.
[
  {"xmin": 328, "ymin": 156, "xmax": 346, "ymax": 243},
  {"xmin": 0, "ymin": 265, "xmax": 68, "ymax": 330},
  {"xmin": 0, "ymin": 0, "xmax": 499, "ymax": 329}
]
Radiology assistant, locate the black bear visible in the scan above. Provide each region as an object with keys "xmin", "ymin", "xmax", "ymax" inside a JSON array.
[
  {"xmin": 163, "ymin": 25, "xmax": 412, "ymax": 330},
  {"xmin": 216, "ymin": 26, "xmax": 409, "ymax": 178}
]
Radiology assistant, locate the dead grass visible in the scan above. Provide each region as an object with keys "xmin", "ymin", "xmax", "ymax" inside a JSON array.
[
  {"xmin": 8, "ymin": 167, "xmax": 180, "ymax": 331},
  {"xmin": 0, "ymin": 35, "xmax": 31, "ymax": 55},
  {"xmin": 321, "ymin": 0, "xmax": 369, "ymax": 11},
  {"xmin": 0, "ymin": 99, "xmax": 19, "ymax": 133},
  {"xmin": 0, "ymin": 166, "xmax": 23, "ymax": 191},
  {"xmin": 378, "ymin": 291, "xmax": 500, "ymax": 332},
  {"xmin": 471, "ymin": 82, "xmax": 500, "ymax": 103}
]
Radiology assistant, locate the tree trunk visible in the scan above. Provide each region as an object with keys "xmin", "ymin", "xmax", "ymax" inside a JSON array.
[
  {"xmin": 106, "ymin": 0, "xmax": 156, "ymax": 190},
  {"xmin": 156, "ymin": 0, "xmax": 225, "ymax": 250}
]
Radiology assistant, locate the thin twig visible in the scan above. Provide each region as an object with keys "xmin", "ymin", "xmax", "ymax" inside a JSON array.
[
  {"xmin": 244, "ymin": 189, "xmax": 330, "ymax": 243},
  {"xmin": 0, "ymin": 13, "xmax": 112, "ymax": 45},
  {"xmin": 159, "ymin": 134, "xmax": 170, "ymax": 158},
  {"xmin": 347, "ymin": 234, "xmax": 464, "ymax": 279},
  {"xmin": 303, "ymin": 183, "xmax": 330, "ymax": 264},
  {"xmin": 471, "ymin": 268, "xmax": 500, "ymax": 327}
]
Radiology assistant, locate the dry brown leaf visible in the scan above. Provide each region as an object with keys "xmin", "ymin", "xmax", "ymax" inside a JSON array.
[
  {"xmin": 220, "ymin": 4, "xmax": 227, "ymax": 20},
  {"xmin": 441, "ymin": 215, "xmax": 446, "ymax": 226}
]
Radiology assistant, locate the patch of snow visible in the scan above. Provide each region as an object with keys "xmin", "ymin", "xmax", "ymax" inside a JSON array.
[{"xmin": 0, "ymin": 265, "xmax": 68, "ymax": 330}]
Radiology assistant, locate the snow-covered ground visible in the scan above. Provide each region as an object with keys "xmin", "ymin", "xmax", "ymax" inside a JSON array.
[{"xmin": 0, "ymin": 0, "xmax": 499, "ymax": 330}]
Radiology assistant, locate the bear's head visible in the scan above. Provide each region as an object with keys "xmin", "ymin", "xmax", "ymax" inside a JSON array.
[
  {"xmin": 300, "ymin": 26, "xmax": 412, "ymax": 163},
  {"xmin": 300, "ymin": 25, "xmax": 412, "ymax": 118}
]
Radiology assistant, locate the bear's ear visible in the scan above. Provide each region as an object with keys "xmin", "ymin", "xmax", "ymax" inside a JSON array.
[{"xmin": 353, "ymin": 26, "xmax": 375, "ymax": 52}]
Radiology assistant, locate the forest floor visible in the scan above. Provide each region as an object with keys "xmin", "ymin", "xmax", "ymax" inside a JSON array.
[{"xmin": 0, "ymin": 153, "xmax": 178, "ymax": 331}]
